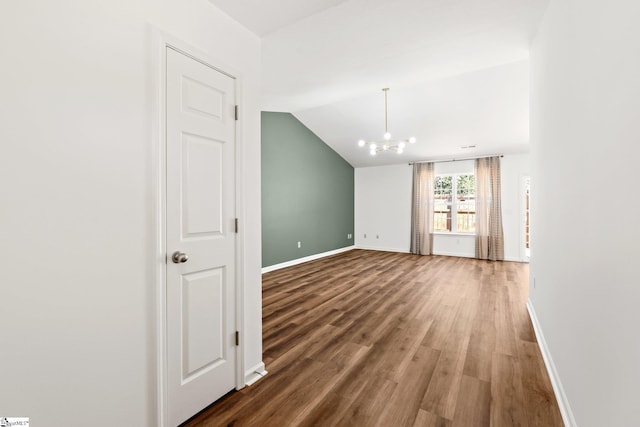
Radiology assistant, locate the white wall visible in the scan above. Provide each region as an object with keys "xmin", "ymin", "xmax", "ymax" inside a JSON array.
[
  {"xmin": 501, "ymin": 154, "xmax": 530, "ymax": 261},
  {"xmin": 355, "ymin": 164, "xmax": 412, "ymax": 252},
  {"xmin": 529, "ymin": 1, "xmax": 640, "ymax": 426},
  {"xmin": 355, "ymin": 155, "xmax": 528, "ymax": 261},
  {"xmin": 0, "ymin": 1, "xmax": 261, "ymax": 426}
]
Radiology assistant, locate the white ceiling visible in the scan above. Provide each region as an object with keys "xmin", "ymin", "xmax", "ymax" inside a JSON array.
[
  {"xmin": 295, "ymin": 61, "xmax": 530, "ymax": 167},
  {"xmin": 208, "ymin": 0, "xmax": 350, "ymax": 36},
  {"xmin": 209, "ymin": 0, "xmax": 549, "ymax": 167}
]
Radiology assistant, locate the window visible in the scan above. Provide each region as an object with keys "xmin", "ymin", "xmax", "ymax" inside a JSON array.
[{"xmin": 434, "ymin": 174, "xmax": 476, "ymax": 233}]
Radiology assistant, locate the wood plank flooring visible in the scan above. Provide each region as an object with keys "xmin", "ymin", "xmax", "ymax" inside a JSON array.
[{"xmin": 183, "ymin": 250, "xmax": 563, "ymax": 427}]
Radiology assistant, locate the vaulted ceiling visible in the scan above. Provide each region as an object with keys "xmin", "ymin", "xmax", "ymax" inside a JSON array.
[{"xmin": 209, "ymin": 0, "xmax": 549, "ymax": 167}]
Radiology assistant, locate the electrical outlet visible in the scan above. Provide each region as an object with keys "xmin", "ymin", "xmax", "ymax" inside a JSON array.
[{"xmin": 297, "ymin": 241, "xmax": 301, "ymax": 249}]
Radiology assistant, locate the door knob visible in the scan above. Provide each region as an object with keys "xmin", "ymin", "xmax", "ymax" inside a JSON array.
[{"xmin": 171, "ymin": 251, "xmax": 189, "ymax": 264}]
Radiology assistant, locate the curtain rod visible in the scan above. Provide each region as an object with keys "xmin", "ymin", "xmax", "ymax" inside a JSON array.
[{"xmin": 408, "ymin": 154, "xmax": 504, "ymax": 165}]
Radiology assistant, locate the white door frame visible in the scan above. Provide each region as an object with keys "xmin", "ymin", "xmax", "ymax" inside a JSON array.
[
  {"xmin": 151, "ymin": 29, "xmax": 246, "ymax": 427},
  {"xmin": 520, "ymin": 174, "xmax": 530, "ymax": 262}
]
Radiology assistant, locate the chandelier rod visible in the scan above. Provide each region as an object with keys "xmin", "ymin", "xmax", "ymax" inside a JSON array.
[{"xmin": 383, "ymin": 88, "xmax": 389, "ymax": 134}]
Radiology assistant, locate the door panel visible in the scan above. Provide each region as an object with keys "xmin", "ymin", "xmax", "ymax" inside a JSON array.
[
  {"xmin": 181, "ymin": 76, "xmax": 225, "ymax": 119},
  {"xmin": 181, "ymin": 268, "xmax": 226, "ymax": 380},
  {"xmin": 166, "ymin": 47, "xmax": 236, "ymax": 426},
  {"xmin": 181, "ymin": 133, "xmax": 224, "ymax": 237}
]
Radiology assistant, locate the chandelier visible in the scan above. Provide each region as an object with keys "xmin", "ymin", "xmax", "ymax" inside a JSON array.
[{"xmin": 358, "ymin": 88, "xmax": 416, "ymax": 155}]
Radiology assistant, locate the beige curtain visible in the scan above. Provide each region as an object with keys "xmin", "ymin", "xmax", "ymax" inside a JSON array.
[
  {"xmin": 475, "ymin": 156, "xmax": 504, "ymax": 260},
  {"xmin": 410, "ymin": 162, "xmax": 435, "ymax": 255}
]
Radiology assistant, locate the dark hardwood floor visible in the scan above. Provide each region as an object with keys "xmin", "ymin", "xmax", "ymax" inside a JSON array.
[{"xmin": 184, "ymin": 249, "xmax": 563, "ymax": 427}]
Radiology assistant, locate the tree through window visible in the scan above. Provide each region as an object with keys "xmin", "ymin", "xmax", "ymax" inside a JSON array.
[{"xmin": 434, "ymin": 174, "xmax": 475, "ymax": 233}]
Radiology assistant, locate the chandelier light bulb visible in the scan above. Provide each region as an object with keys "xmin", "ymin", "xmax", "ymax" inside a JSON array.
[
  {"xmin": 370, "ymin": 150, "xmax": 376, "ymax": 156},
  {"xmin": 384, "ymin": 132, "xmax": 391, "ymax": 140},
  {"xmin": 399, "ymin": 142, "xmax": 406, "ymax": 149},
  {"xmin": 398, "ymin": 148, "xmax": 404, "ymax": 154},
  {"xmin": 370, "ymin": 143, "xmax": 377, "ymax": 150},
  {"xmin": 409, "ymin": 137, "xmax": 417, "ymax": 144},
  {"xmin": 358, "ymin": 139, "xmax": 366, "ymax": 147},
  {"xmin": 383, "ymin": 144, "xmax": 388, "ymax": 151}
]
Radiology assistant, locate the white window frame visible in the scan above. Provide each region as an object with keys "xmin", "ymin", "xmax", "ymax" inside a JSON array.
[{"xmin": 434, "ymin": 173, "xmax": 476, "ymax": 234}]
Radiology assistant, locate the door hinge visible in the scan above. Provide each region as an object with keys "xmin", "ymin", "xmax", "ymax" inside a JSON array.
[
  {"xmin": 235, "ymin": 218, "xmax": 238, "ymax": 233},
  {"xmin": 234, "ymin": 105, "xmax": 238, "ymax": 121},
  {"xmin": 235, "ymin": 331, "xmax": 239, "ymax": 346}
]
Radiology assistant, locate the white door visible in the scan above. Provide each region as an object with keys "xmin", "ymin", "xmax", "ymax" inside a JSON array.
[{"xmin": 166, "ymin": 47, "xmax": 237, "ymax": 426}]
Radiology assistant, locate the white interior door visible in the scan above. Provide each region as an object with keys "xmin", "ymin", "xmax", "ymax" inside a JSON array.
[{"xmin": 166, "ymin": 47, "xmax": 237, "ymax": 426}]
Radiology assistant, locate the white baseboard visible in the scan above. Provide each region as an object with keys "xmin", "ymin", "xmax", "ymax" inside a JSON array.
[
  {"xmin": 526, "ymin": 300, "xmax": 576, "ymax": 427},
  {"xmin": 261, "ymin": 246, "xmax": 355, "ymax": 274},
  {"xmin": 244, "ymin": 362, "xmax": 268, "ymax": 386},
  {"xmin": 354, "ymin": 245, "xmax": 410, "ymax": 253},
  {"xmin": 504, "ymin": 256, "xmax": 529, "ymax": 263},
  {"xmin": 432, "ymin": 250, "xmax": 475, "ymax": 258},
  {"xmin": 351, "ymin": 248, "xmax": 524, "ymax": 262}
]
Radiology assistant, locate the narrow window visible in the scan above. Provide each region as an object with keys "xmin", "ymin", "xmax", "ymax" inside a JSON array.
[{"xmin": 434, "ymin": 174, "xmax": 475, "ymax": 233}]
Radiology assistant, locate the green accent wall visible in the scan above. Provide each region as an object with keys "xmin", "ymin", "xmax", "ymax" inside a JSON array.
[{"xmin": 262, "ymin": 112, "xmax": 354, "ymax": 268}]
